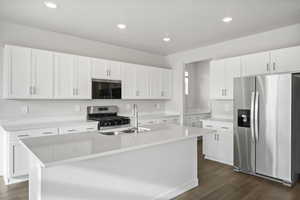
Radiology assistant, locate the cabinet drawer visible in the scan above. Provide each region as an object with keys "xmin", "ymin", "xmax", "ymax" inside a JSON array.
[
  {"xmin": 59, "ymin": 124, "xmax": 97, "ymax": 135},
  {"xmin": 32, "ymin": 128, "xmax": 59, "ymax": 137},
  {"xmin": 10, "ymin": 130, "xmax": 36, "ymax": 142}
]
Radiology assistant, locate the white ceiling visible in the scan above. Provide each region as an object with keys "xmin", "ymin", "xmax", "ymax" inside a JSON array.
[{"xmin": 0, "ymin": 0, "xmax": 300, "ymax": 55}]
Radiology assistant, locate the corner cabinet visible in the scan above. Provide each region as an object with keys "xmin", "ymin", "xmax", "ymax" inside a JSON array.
[
  {"xmin": 54, "ymin": 53, "xmax": 91, "ymax": 99},
  {"xmin": 121, "ymin": 64, "xmax": 172, "ymax": 99},
  {"xmin": 210, "ymin": 57, "xmax": 241, "ymax": 100}
]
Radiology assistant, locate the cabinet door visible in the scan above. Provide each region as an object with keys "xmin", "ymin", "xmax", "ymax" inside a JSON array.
[
  {"xmin": 209, "ymin": 60, "xmax": 225, "ymax": 99},
  {"xmin": 76, "ymin": 56, "xmax": 92, "ymax": 99},
  {"xmin": 108, "ymin": 61, "xmax": 122, "ymax": 80},
  {"xmin": 161, "ymin": 69, "xmax": 172, "ymax": 99},
  {"xmin": 217, "ymin": 130, "xmax": 233, "ymax": 165},
  {"xmin": 149, "ymin": 67, "xmax": 162, "ymax": 98},
  {"xmin": 271, "ymin": 46, "xmax": 300, "ymax": 73},
  {"xmin": 31, "ymin": 49, "xmax": 54, "ymax": 98},
  {"xmin": 91, "ymin": 58, "xmax": 109, "ymax": 79},
  {"xmin": 121, "ymin": 63, "xmax": 137, "ymax": 99},
  {"xmin": 241, "ymin": 52, "xmax": 270, "ymax": 76},
  {"xmin": 54, "ymin": 53, "xmax": 75, "ymax": 99},
  {"xmin": 136, "ymin": 65, "xmax": 150, "ymax": 98},
  {"xmin": 224, "ymin": 57, "xmax": 241, "ymax": 99},
  {"xmin": 203, "ymin": 133, "xmax": 218, "ymax": 159},
  {"xmin": 10, "ymin": 143, "xmax": 29, "ymax": 177},
  {"xmin": 4, "ymin": 45, "xmax": 31, "ymax": 98}
]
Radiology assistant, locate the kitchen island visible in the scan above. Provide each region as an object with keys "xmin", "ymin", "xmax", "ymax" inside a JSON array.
[{"xmin": 20, "ymin": 125, "xmax": 214, "ymax": 200}]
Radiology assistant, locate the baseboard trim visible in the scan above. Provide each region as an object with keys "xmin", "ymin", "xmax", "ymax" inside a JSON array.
[
  {"xmin": 204, "ymin": 156, "xmax": 233, "ymax": 166},
  {"xmin": 154, "ymin": 179, "xmax": 199, "ymax": 200}
]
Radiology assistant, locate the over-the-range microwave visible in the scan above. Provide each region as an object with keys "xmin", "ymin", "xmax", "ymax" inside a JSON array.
[{"xmin": 92, "ymin": 79, "xmax": 121, "ymax": 99}]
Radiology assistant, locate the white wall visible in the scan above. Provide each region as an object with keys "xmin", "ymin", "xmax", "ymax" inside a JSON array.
[
  {"xmin": 166, "ymin": 23, "xmax": 300, "ymax": 116},
  {"xmin": 0, "ymin": 21, "xmax": 169, "ymax": 121}
]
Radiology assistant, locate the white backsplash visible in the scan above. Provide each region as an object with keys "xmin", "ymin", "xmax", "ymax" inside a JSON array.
[
  {"xmin": 0, "ymin": 99, "xmax": 166, "ymax": 123},
  {"xmin": 211, "ymin": 100, "xmax": 233, "ymax": 119}
]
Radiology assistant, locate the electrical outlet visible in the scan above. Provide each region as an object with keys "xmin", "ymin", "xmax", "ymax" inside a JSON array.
[
  {"xmin": 21, "ymin": 105, "xmax": 29, "ymax": 114},
  {"xmin": 155, "ymin": 103, "xmax": 160, "ymax": 109}
]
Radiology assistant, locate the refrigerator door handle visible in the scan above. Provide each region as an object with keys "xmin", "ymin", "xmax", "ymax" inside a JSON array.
[
  {"xmin": 254, "ymin": 92, "xmax": 259, "ymax": 142},
  {"xmin": 250, "ymin": 92, "xmax": 256, "ymax": 142}
]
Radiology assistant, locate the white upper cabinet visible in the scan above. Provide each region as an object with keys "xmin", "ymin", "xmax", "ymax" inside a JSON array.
[
  {"xmin": 3, "ymin": 45, "xmax": 32, "ymax": 98},
  {"xmin": 224, "ymin": 57, "xmax": 241, "ymax": 99},
  {"xmin": 3, "ymin": 45, "xmax": 171, "ymax": 100},
  {"xmin": 136, "ymin": 65, "xmax": 150, "ymax": 99},
  {"xmin": 210, "ymin": 57, "xmax": 240, "ymax": 99},
  {"xmin": 271, "ymin": 46, "xmax": 300, "ymax": 73},
  {"xmin": 31, "ymin": 49, "xmax": 54, "ymax": 99},
  {"xmin": 210, "ymin": 60, "xmax": 225, "ymax": 99},
  {"xmin": 107, "ymin": 61, "xmax": 122, "ymax": 80},
  {"xmin": 54, "ymin": 53, "xmax": 75, "ymax": 99},
  {"xmin": 121, "ymin": 63, "xmax": 137, "ymax": 99},
  {"xmin": 91, "ymin": 58, "xmax": 108, "ymax": 79},
  {"xmin": 122, "ymin": 64, "xmax": 172, "ymax": 99},
  {"xmin": 161, "ymin": 68, "xmax": 172, "ymax": 99},
  {"xmin": 241, "ymin": 52, "xmax": 271, "ymax": 76},
  {"xmin": 75, "ymin": 56, "xmax": 92, "ymax": 99},
  {"xmin": 54, "ymin": 53, "xmax": 91, "ymax": 99},
  {"xmin": 149, "ymin": 67, "xmax": 161, "ymax": 99},
  {"xmin": 3, "ymin": 45, "xmax": 54, "ymax": 99},
  {"xmin": 91, "ymin": 58, "xmax": 121, "ymax": 80}
]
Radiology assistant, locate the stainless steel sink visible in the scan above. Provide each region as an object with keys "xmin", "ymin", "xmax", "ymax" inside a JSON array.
[{"xmin": 99, "ymin": 127, "xmax": 151, "ymax": 136}]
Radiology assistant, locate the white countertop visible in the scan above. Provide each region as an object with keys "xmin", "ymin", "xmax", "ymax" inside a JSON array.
[
  {"xmin": 125, "ymin": 113, "xmax": 180, "ymax": 120},
  {"xmin": 20, "ymin": 124, "xmax": 214, "ymax": 168},
  {"xmin": 203, "ymin": 118, "xmax": 233, "ymax": 123},
  {"xmin": 2, "ymin": 120, "xmax": 98, "ymax": 132}
]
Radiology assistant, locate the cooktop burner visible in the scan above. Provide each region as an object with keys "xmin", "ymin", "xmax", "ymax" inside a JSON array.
[{"xmin": 87, "ymin": 106, "xmax": 130, "ymax": 129}]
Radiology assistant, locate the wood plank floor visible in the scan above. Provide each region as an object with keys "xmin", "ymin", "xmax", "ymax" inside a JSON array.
[{"xmin": 1, "ymin": 140, "xmax": 300, "ymax": 200}]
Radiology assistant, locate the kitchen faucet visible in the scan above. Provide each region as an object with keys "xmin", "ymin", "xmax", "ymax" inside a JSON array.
[{"xmin": 133, "ymin": 104, "xmax": 139, "ymax": 133}]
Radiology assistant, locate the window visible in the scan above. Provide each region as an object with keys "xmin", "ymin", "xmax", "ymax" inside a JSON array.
[{"xmin": 185, "ymin": 71, "xmax": 189, "ymax": 95}]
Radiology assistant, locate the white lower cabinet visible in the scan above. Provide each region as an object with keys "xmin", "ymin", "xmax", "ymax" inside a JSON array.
[
  {"xmin": 9, "ymin": 143, "xmax": 30, "ymax": 177},
  {"xmin": 5, "ymin": 123, "xmax": 97, "ymax": 183},
  {"xmin": 202, "ymin": 121, "xmax": 233, "ymax": 165}
]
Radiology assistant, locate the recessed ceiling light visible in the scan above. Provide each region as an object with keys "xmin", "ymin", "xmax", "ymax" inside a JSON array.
[
  {"xmin": 222, "ymin": 17, "xmax": 233, "ymax": 23},
  {"xmin": 163, "ymin": 37, "xmax": 171, "ymax": 42},
  {"xmin": 117, "ymin": 24, "xmax": 127, "ymax": 29},
  {"xmin": 44, "ymin": 1, "xmax": 57, "ymax": 9}
]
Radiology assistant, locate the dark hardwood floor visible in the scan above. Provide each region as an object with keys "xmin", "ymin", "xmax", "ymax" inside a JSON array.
[{"xmin": 1, "ymin": 140, "xmax": 300, "ymax": 200}]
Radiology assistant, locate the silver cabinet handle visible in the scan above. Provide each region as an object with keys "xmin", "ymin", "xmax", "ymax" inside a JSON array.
[
  {"xmin": 29, "ymin": 86, "xmax": 33, "ymax": 95},
  {"xmin": 76, "ymin": 88, "xmax": 79, "ymax": 95},
  {"xmin": 73, "ymin": 88, "xmax": 75, "ymax": 96},
  {"xmin": 17, "ymin": 134, "xmax": 30, "ymax": 138},
  {"xmin": 273, "ymin": 62, "xmax": 276, "ymax": 71},
  {"xmin": 250, "ymin": 92, "xmax": 255, "ymax": 142},
  {"xmin": 254, "ymin": 92, "xmax": 259, "ymax": 142},
  {"xmin": 161, "ymin": 91, "xmax": 164, "ymax": 97},
  {"xmin": 136, "ymin": 90, "xmax": 139, "ymax": 96},
  {"xmin": 221, "ymin": 127, "xmax": 229, "ymax": 130},
  {"xmin": 42, "ymin": 132, "xmax": 54, "ymax": 135},
  {"xmin": 67, "ymin": 129, "xmax": 77, "ymax": 132},
  {"xmin": 266, "ymin": 63, "xmax": 270, "ymax": 72},
  {"xmin": 86, "ymin": 127, "xmax": 95, "ymax": 130},
  {"xmin": 224, "ymin": 89, "xmax": 226, "ymax": 96},
  {"xmin": 205, "ymin": 125, "xmax": 213, "ymax": 128}
]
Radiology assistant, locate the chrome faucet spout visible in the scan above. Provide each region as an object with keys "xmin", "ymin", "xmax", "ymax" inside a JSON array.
[{"xmin": 133, "ymin": 104, "xmax": 139, "ymax": 133}]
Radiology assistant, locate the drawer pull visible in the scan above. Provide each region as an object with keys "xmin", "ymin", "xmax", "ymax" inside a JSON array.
[
  {"xmin": 42, "ymin": 132, "xmax": 54, "ymax": 135},
  {"xmin": 221, "ymin": 127, "xmax": 229, "ymax": 129},
  {"xmin": 17, "ymin": 134, "xmax": 29, "ymax": 138},
  {"xmin": 67, "ymin": 129, "xmax": 77, "ymax": 132},
  {"xmin": 205, "ymin": 125, "xmax": 213, "ymax": 127},
  {"xmin": 86, "ymin": 127, "xmax": 95, "ymax": 130}
]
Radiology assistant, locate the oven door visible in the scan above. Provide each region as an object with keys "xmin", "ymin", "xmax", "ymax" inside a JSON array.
[{"xmin": 92, "ymin": 80, "xmax": 121, "ymax": 99}]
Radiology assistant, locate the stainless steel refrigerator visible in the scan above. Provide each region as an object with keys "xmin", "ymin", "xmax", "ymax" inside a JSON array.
[{"xmin": 233, "ymin": 73, "xmax": 298, "ymax": 186}]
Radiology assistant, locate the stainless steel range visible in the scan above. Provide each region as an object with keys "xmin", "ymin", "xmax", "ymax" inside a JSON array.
[{"xmin": 87, "ymin": 106, "xmax": 130, "ymax": 130}]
